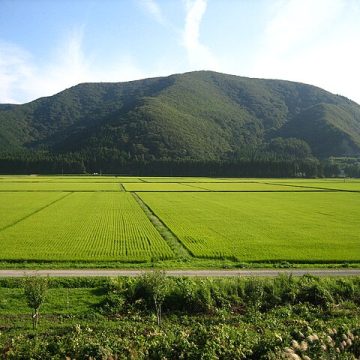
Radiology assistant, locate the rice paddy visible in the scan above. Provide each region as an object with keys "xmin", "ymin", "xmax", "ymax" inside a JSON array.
[
  {"xmin": 139, "ymin": 192, "xmax": 360, "ymax": 262},
  {"xmin": 0, "ymin": 192, "xmax": 173, "ymax": 261},
  {"xmin": 0, "ymin": 175, "xmax": 359, "ymax": 264},
  {"xmin": 0, "ymin": 182, "xmax": 121, "ymax": 192},
  {"xmin": 123, "ymin": 182, "xmax": 211, "ymax": 192}
]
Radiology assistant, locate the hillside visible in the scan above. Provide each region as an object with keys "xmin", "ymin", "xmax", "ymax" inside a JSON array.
[{"xmin": 1, "ymin": 71, "xmax": 360, "ymax": 161}]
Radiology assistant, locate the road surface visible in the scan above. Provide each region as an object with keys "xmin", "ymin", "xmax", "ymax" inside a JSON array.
[{"xmin": 0, "ymin": 269, "xmax": 359, "ymax": 277}]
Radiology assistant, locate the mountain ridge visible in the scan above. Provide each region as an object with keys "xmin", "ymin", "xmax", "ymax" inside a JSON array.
[{"xmin": 1, "ymin": 70, "xmax": 360, "ymax": 162}]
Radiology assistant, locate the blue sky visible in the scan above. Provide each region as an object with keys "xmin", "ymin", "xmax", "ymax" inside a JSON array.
[{"xmin": 1, "ymin": 0, "xmax": 359, "ymax": 104}]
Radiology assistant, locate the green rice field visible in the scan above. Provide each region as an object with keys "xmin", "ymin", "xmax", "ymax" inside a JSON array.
[
  {"xmin": 0, "ymin": 182, "xmax": 121, "ymax": 191},
  {"xmin": 266, "ymin": 181, "xmax": 360, "ymax": 192},
  {"xmin": 123, "ymin": 182, "xmax": 207, "ymax": 192},
  {"xmin": 0, "ymin": 192, "xmax": 173, "ymax": 261},
  {"xmin": 0, "ymin": 175, "xmax": 359, "ymax": 265},
  {"xmin": 139, "ymin": 192, "xmax": 360, "ymax": 261},
  {"xmin": 183, "ymin": 182, "xmax": 324, "ymax": 192}
]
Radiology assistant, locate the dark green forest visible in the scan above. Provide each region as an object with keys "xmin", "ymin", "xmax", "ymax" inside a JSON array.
[{"xmin": 1, "ymin": 71, "xmax": 360, "ymax": 176}]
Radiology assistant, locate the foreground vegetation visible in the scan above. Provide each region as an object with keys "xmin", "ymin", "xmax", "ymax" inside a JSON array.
[{"xmin": 0, "ymin": 274, "xmax": 359, "ymax": 359}]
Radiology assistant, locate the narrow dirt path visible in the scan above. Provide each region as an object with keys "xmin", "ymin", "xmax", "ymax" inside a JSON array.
[{"xmin": 0, "ymin": 269, "xmax": 359, "ymax": 278}]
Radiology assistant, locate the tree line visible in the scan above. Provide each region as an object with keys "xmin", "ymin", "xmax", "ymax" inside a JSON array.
[{"xmin": 0, "ymin": 151, "xmax": 359, "ymax": 177}]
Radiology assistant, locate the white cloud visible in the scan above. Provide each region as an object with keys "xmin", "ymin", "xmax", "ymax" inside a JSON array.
[
  {"xmin": 137, "ymin": 0, "xmax": 220, "ymax": 71},
  {"xmin": 0, "ymin": 28, "xmax": 91, "ymax": 103},
  {"xmin": 182, "ymin": 0, "xmax": 219, "ymax": 70},
  {"xmin": 31, "ymin": 28, "xmax": 91, "ymax": 99},
  {"xmin": 251, "ymin": 0, "xmax": 360, "ymax": 104},
  {"xmin": 137, "ymin": 0, "xmax": 166, "ymax": 24},
  {"xmin": 183, "ymin": 0, "xmax": 207, "ymax": 50},
  {"xmin": 0, "ymin": 42, "xmax": 34, "ymax": 103},
  {"xmin": 0, "ymin": 27, "xmax": 146, "ymax": 104},
  {"xmin": 261, "ymin": 0, "xmax": 343, "ymax": 58}
]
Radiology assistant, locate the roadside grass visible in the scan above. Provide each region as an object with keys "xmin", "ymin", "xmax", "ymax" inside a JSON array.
[
  {"xmin": 0, "ymin": 287, "xmax": 106, "ymax": 334},
  {"xmin": 0, "ymin": 259, "xmax": 359, "ymax": 269}
]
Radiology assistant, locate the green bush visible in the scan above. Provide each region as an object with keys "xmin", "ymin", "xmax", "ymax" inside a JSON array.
[{"xmin": 297, "ymin": 281, "xmax": 334, "ymax": 309}]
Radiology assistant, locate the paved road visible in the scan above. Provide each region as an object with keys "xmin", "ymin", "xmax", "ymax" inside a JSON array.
[{"xmin": 0, "ymin": 269, "xmax": 359, "ymax": 277}]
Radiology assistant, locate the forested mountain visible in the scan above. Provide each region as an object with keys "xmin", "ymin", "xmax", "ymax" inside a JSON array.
[{"xmin": 0, "ymin": 71, "xmax": 360, "ymax": 174}]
